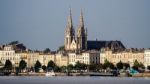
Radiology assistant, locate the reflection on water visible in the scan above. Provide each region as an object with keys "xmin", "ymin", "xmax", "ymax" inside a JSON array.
[{"xmin": 0, "ymin": 76, "xmax": 150, "ymax": 84}]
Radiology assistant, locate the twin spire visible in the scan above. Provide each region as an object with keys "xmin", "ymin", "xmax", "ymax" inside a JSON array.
[{"xmin": 67, "ymin": 8, "xmax": 84, "ymax": 29}]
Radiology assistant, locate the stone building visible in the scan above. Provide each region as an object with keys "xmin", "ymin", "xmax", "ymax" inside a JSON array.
[
  {"xmin": 100, "ymin": 48, "xmax": 144, "ymax": 66},
  {"xmin": 144, "ymin": 49, "xmax": 150, "ymax": 68}
]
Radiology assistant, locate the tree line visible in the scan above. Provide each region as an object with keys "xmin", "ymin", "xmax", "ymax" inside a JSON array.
[{"xmin": 0, "ymin": 59, "xmax": 150, "ymax": 75}]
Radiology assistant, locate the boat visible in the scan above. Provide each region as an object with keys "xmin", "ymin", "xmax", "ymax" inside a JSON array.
[{"xmin": 45, "ymin": 70, "xmax": 55, "ymax": 77}]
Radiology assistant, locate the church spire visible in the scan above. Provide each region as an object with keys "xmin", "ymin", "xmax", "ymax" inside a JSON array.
[
  {"xmin": 79, "ymin": 9, "xmax": 84, "ymax": 27},
  {"xmin": 67, "ymin": 7, "xmax": 73, "ymax": 28}
]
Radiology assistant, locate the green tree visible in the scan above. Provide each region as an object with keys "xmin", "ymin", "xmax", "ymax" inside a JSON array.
[
  {"xmin": 109, "ymin": 63, "xmax": 115, "ymax": 69},
  {"xmin": 102, "ymin": 59, "xmax": 110, "ymax": 69},
  {"xmin": 60, "ymin": 66, "xmax": 67, "ymax": 72},
  {"xmin": 43, "ymin": 48, "xmax": 51, "ymax": 53},
  {"xmin": 53, "ymin": 65, "xmax": 61, "ymax": 72},
  {"xmin": 132, "ymin": 60, "xmax": 140, "ymax": 71},
  {"xmin": 34, "ymin": 60, "xmax": 41, "ymax": 72},
  {"xmin": 123, "ymin": 63, "xmax": 130, "ymax": 70},
  {"xmin": 42, "ymin": 65, "xmax": 47, "ymax": 72},
  {"xmin": 147, "ymin": 66, "xmax": 150, "ymax": 70},
  {"xmin": 4, "ymin": 60, "xmax": 12, "ymax": 71},
  {"xmin": 9, "ymin": 41, "xmax": 19, "ymax": 45},
  {"xmin": 57, "ymin": 45, "xmax": 65, "ymax": 51},
  {"xmin": 47, "ymin": 60, "xmax": 56, "ymax": 70},
  {"xmin": 96, "ymin": 64, "xmax": 103, "ymax": 71},
  {"xmin": 116, "ymin": 61, "xmax": 123, "ymax": 70},
  {"xmin": 74, "ymin": 61, "xmax": 87, "ymax": 71},
  {"xmin": 67, "ymin": 64, "xmax": 74, "ymax": 71},
  {"xmin": 89, "ymin": 64, "xmax": 96, "ymax": 71},
  {"xmin": 19, "ymin": 60, "xmax": 27, "ymax": 72},
  {"xmin": 139, "ymin": 63, "xmax": 145, "ymax": 69},
  {"xmin": 102, "ymin": 59, "xmax": 115, "ymax": 70}
]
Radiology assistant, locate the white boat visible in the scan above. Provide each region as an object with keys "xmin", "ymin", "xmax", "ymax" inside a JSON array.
[{"xmin": 45, "ymin": 70, "xmax": 55, "ymax": 76}]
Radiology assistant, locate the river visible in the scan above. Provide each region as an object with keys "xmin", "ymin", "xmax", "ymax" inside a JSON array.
[{"xmin": 0, "ymin": 76, "xmax": 150, "ymax": 84}]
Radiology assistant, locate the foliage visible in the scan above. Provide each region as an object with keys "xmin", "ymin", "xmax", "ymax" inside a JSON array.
[
  {"xmin": 47, "ymin": 60, "xmax": 56, "ymax": 70},
  {"xmin": 34, "ymin": 60, "xmax": 41, "ymax": 72},
  {"xmin": 19, "ymin": 60, "xmax": 27, "ymax": 71},
  {"xmin": 9, "ymin": 41, "xmax": 19, "ymax": 45},
  {"xmin": 57, "ymin": 45, "xmax": 65, "ymax": 51},
  {"xmin": 89, "ymin": 64, "xmax": 97, "ymax": 71},
  {"xmin": 132, "ymin": 60, "xmax": 145, "ymax": 71},
  {"xmin": 147, "ymin": 66, "xmax": 150, "ymax": 70},
  {"xmin": 74, "ymin": 61, "xmax": 87, "ymax": 70},
  {"xmin": 123, "ymin": 63, "xmax": 130, "ymax": 70},
  {"xmin": 116, "ymin": 61, "xmax": 123, "ymax": 70},
  {"xmin": 43, "ymin": 48, "xmax": 51, "ymax": 53},
  {"xmin": 67, "ymin": 64, "xmax": 74, "ymax": 71},
  {"xmin": 42, "ymin": 65, "xmax": 47, "ymax": 72},
  {"xmin": 4, "ymin": 60, "xmax": 12, "ymax": 70},
  {"xmin": 53, "ymin": 65, "xmax": 61, "ymax": 72},
  {"xmin": 109, "ymin": 63, "xmax": 115, "ymax": 69},
  {"xmin": 96, "ymin": 64, "xmax": 103, "ymax": 71},
  {"xmin": 60, "ymin": 66, "xmax": 67, "ymax": 72},
  {"xmin": 102, "ymin": 59, "xmax": 114, "ymax": 69}
]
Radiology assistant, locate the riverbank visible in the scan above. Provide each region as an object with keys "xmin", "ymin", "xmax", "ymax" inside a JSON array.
[
  {"xmin": 1, "ymin": 72, "xmax": 150, "ymax": 77},
  {"xmin": 132, "ymin": 72, "xmax": 150, "ymax": 77}
]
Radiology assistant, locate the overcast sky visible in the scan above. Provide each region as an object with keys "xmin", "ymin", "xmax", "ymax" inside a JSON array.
[{"xmin": 0, "ymin": 0, "xmax": 150, "ymax": 50}]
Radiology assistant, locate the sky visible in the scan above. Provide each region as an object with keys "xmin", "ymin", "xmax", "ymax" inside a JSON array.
[{"xmin": 0, "ymin": 0, "xmax": 150, "ymax": 51}]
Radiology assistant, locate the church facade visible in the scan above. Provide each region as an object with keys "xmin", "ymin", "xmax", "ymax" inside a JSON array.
[
  {"xmin": 64, "ymin": 9, "xmax": 87, "ymax": 52},
  {"xmin": 64, "ymin": 9, "xmax": 125, "ymax": 52}
]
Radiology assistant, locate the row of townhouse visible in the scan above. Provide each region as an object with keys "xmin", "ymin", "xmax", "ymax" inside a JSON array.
[
  {"xmin": 1, "ymin": 45, "xmax": 150, "ymax": 69},
  {"xmin": 0, "ymin": 45, "xmax": 100, "ymax": 68},
  {"xmin": 100, "ymin": 48, "xmax": 150, "ymax": 68}
]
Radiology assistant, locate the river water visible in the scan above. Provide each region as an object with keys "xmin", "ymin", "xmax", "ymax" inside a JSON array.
[{"xmin": 0, "ymin": 76, "xmax": 150, "ymax": 84}]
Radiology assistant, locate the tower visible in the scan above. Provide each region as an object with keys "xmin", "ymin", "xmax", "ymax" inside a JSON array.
[
  {"xmin": 76, "ymin": 9, "xmax": 87, "ymax": 51},
  {"xmin": 65, "ymin": 8, "xmax": 75, "ymax": 51}
]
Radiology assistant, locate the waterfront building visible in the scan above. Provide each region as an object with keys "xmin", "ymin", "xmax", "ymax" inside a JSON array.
[
  {"xmin": 100, "ymin": 48, "xmax": 144, "ymax": 66},
  {"xmin": 40, "ymin": 54, "xmax": 55, "ymax": 66},
  {"xmin": 0, "ymin": 45, "xmax": 20, "ymax": 67},
  {"xmin": 144, "ymin": 49, "xmax": 150, "ymax": 68}
]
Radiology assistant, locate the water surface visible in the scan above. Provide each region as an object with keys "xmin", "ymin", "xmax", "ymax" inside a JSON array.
[{"xmin": 0, "ymin": 76, "xmax": 150, "ymax": 84}]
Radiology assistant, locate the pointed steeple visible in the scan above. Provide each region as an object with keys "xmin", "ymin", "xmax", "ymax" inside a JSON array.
[
  {"xmin": 77, "ymin": 9, "xmax": 85, "ymax": 36},
  {"xmin": 79, "ymin": 9, "xmax": 84, "ymax": 27},
  {"xmin": 67, "ymin": 7, "xmax": 73, "ymax": 28}
]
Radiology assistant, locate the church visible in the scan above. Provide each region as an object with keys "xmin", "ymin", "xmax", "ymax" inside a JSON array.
[{"xmin": 64, "ymin": 9, "xmax": 125, "ymax": 53}]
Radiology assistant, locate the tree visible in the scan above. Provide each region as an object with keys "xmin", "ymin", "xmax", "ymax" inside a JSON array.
[
  {"xmin": 47, "ymin": 60, "xmax": 56, "ymax": 70},
  {"xmin": 89, "ymin": 63, "xmax": 97, "ymax": 71},
  {"xmin": 74, "ymin": 61, "xmax": 87, "ymax": 71},
  {"xmin": 109, "ymin": 63, "xmax": 115, "ymax": 69},
  {"xmin": 19, "ymin": 60, "xmax": 27, "ymax": 72},
  {"xmin": 102, "ymin": 59, "xmax": 110, "ymax": 69},
  {"xmin": 60, "ymin": 66, "xmax": 67, "ymax": 72},
  {"xmin": 4, "ymin": 60, "xmax": 12, "ymax": 71},
  {"xmin": 43, "ymin": 48, "xmax": 51, "ymax": 53},
  {"xmin": 0, "ymin": 61, "xmax": 3, "ymax": 67},
  {"xmin": 42, "ymin": 65, "xmax": 47, "ymax": 72},
  {"xmin": 132, "ymin": 60, "xmax": 143, "ymax": 71},
  {"xmin": 116, "ymin": 61, "xmax": 123, "ymax": 70},
  {"xmin": 102, "ymin": 59, "xmax": 115, "ymax": 70},
  {"xmin": 57, "ymin": 45, "xmax": 65, "ymax": 51},
  {"xmin": 139, "ymin": 63, "xmax": 145, "ymax": 69},
  {"xmin": 96, "ymin": 64, "xmax": 103, "ymax": 71},
  {"xmin": 67, "ymin": 64, "xmax": 74, "ymax": 71},
  {"xmin": 147, "ymin": 66, "xmax": 150, "ymax": 70},
  {"xmin": 53, "ymin": 65, "xmax": 61, "ymax": 72},
  {"xmin": 9, "ymin": 41, "xmax": 19, "ymax": 45},
  {"xmin": 34, "ymin": 60, "xmax": 41, "ymax": 72},
  {"xmin": 123, "ymin": 63, "xmax": 130, "ymax": 70}
]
